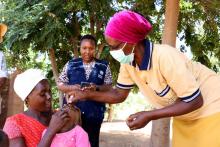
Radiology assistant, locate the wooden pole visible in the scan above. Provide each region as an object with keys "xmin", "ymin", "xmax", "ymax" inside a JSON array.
[
  {"xmin": 150, "ymin": 0, "xmax": 180, "ymax": 147},
  {"xmin": 162, "ymin": 0, "xmax": 180, "ymax": 47},
  {"xmin": 49, "ymin": 48, "xmax": 63, "ymax": 108},
  {"xmin": 0, "ymin": 79, "xmax": 9, "ymax": 128}
]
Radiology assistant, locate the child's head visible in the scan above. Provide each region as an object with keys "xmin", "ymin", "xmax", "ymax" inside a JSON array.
[
  {"xmin": 62, "ymin": 104, "xmax": 82, "ymax": 127},
  {"xmin": 0, "ymin": 130, "xmax": 9, "ymax": 147}
]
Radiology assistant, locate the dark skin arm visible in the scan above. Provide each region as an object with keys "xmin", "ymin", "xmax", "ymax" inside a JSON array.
[
  {"xmin": 68, "ymin": 87, "xmax": 203, "ymax": 130},
  {"xmin": 68, "ymin": 87, "xmax": 130, "ymax": 104},
  {"xmin": 81, "ymin": 83, "xmax": 112, "ymax": 92},
  {"xmin": 96, "ymin": 84, "xmax": 112, "ymax": 92},
  {"xmin": 57, "ymin": 82, "xmax": 80, "ymax": 93},
  {"xmin": 58, "ymin": 81, "xmax": 112, "ymax": 93},
  {"xmin": 58, "ymin": 82, "xmax": 112, "ymax": 103},
  {"xmin": 9, "ymin": 137, "xmax": 26, "ymax": 147},
  {"xmin": 126, "ymin": 94, "xmax": 204, "ymax": 130},
  {"xmin": 37, "ymin": 128, "xmax": 56, "ymax": 147}
]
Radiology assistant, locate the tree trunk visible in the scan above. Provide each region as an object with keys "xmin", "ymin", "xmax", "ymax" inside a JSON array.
[
  {"xmin": 95, "ymin": 18, "xmax": 103, "ymax": 38},
  {"xmin": 95, "ymin": 43, "xmax": 114, "ymax": 122},
  {"xmin": 6, "ymin": 70, "xmax": 24, "ymax": 116},
  {"xmin": 150, "ymin": 0, "xmax": 180, "ymax": 147},
  {"xmin": 90, "ymin": 12, "xmax": 95, "ymax": 36},
  {"xmin": 161, "ymin": 0, "xmax": 180, "ymax": 47},
  {"xmin": 49, "ymin": 48, "xmax": 59, "ymax": 82},
  {"xmin": 48, "ymin": 48, "xmax": 63, "ymax": 108},
  {"xmin": 70, "ymin": 37, "xmax": 79, "ymax": 59},
  {"xmin": 0, "ymin": 70, "xmax": 24, "ymax": 128},
  {"xmin": 96, "ymin": 43, "xmax": 105, "ymax": 59},
  {"xmin": 0, "ymin": 78, "xmax": 9, "ymax": 128},
  {"xmin": 150, "ymin": 118, "xmax": 171, "ymax": 147},
  {"xmin": 107, "ymin": 104, "xmax": 113, "ymax": 122},
  {"xmin": 73, "ymin": 46, "xmax": 79, "ymax": 59}
]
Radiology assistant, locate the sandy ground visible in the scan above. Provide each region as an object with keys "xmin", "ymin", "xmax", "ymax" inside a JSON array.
[{"xmin": 100, "ymin": 120, "xmax": 152, "ymax": 147}]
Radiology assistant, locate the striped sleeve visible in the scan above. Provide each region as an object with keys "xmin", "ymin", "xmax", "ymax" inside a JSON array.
[
  {"xmin": 158, "ymin": 45, "xmax": 200, "ymax": 103},
  {"xmin": 116, "ymin": 64, "xmax": 134, "ymax": 90},
  {"xmin": 155, "ymin": 85, "xmax": 171, "ymax": 97},
  {"xmin": 180, "ymin": 89, "xmax": 201, "ymax": 103}
]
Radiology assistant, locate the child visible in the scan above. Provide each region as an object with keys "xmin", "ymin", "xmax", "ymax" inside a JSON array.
[
  {"xmin": 42, "ymin": 104, "xmax": 90, "ymax": 147},
  {"xmin": 0, "ymin": 130, "xmax": 9, "ymax": 147}
]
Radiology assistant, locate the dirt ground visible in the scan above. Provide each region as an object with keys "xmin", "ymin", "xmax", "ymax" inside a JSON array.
[{"xmin": 100, "ymin": 120, "xmax": 152, "ymax": 147}]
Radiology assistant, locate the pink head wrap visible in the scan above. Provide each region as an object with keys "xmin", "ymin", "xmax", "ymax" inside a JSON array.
[{"xmin": 104, "ymin": 10, "xmax": 152, "ymax": 44}]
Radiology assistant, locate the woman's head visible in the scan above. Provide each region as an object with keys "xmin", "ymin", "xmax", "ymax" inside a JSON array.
[
  {"xmin": 104, "ymin": 10, "xmax": 152, "ymax": 64},
  {"xmin": 26, "ymin": 79, "xmax": 52, "ymax": 112},
  {"xmin": 14, "ymin": 69, "xmax": 52, "ymax": 112},
  {"xmin": 104, "ymin": 10, "xmax": 152, "ymax": 44},
  {"xmin": 80, "ymin": 34, "xmax": 96, "ymax": 63}
]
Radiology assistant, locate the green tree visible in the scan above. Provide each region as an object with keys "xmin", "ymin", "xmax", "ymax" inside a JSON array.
[{"xmin": 0, "ymin": 0, "xmax": 116, "ymax": 104}]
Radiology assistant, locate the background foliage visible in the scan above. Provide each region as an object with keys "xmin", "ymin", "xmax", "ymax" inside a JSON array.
[{"xmin": 0, "ymin": 0, "xmax": 219, "ymax": 109}]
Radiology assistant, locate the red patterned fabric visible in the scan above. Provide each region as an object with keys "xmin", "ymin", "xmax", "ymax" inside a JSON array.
[{"xmin": 3, "ymin": 113, "xmax": 46, "ymax": 147}]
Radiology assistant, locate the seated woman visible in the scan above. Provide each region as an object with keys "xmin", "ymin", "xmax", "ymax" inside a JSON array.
[
  {"xmin": 42, "ymin": 104, "xmax": 90, "ymax": 147},
  {"xmin": 3, "ymin": 69, "xmax": 69, "ymax": 147}
]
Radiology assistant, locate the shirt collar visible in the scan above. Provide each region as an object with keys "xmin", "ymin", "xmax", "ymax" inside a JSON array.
[{"xmin": 133, "ymin": 39, "xmax": 153, "ymax": 70}]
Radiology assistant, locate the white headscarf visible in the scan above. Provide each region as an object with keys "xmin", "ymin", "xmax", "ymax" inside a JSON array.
[{"xmin": 14, "ymin": 69, "xmax": 47, "ymax": 101}]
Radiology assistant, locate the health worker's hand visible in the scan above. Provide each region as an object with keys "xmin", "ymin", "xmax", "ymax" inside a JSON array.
[
  {"xmin": 67, "ymin": 89, "xmax": 88, "ymax": 103},
  {"xmin": 126, "ymin": 111, "xmax": 152, "ymax": 130}
]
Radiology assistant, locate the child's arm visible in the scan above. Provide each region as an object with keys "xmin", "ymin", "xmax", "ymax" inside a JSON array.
[
  {"xmin": 38, "ymin": 128, "xmax": 56, "ymax": 147},
  {"xmin": 75, "ymin": 126, "xmax": 91, "ymax": 147}
]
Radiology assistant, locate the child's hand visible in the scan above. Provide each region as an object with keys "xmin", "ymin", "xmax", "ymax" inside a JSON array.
[
  {"xmin": 126, "ymin": 111, "xmax": 152, "ymax": 130},
  {"xmin": 48, "ymin": 110, "xmax": 70, "ymax": 133}
]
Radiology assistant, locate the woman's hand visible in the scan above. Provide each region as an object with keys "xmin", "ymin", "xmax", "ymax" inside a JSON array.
[
  {"xmin": 67, "ymin": 90, "xmax": 88, "ymax": 103},
  {"xmin": 57, "ymin": 82, "xmax": 81, "ymax": 93},
  {"xmin": 81, "ymin": 83, "xmax": 96, "ymax": 91},
  {"xmin": 47, "ymin": 110, "xmax": 70, "ymax": 133},
  {"xmin": 126, "ymin": 111, "xmax": 152, "ymax": 130},
  {"xmin": 70, "ymin": 84, "xmax": 81, "ymax": 90}
]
